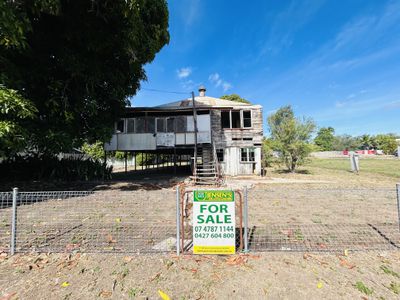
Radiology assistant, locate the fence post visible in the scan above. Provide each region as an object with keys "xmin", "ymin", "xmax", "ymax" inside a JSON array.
[
  {"xmin": 244, "ymin": 186, "xmax": 249, "ymax": 253},
  {"xmin": 176, "ymin": 185, "xmax": 180, "ymax": 256},
  {"xmin": 396, "ymin": 184, "xmax": 400, "ymax": 232},
  {"xmin": 10, "ymin": 187, "xmax": 18, "ymax": 255}
]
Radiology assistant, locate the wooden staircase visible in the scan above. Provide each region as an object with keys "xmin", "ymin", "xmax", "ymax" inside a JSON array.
[{"xmin": 194, "ymin": 144, "xmax": 221, "ymax": 185}]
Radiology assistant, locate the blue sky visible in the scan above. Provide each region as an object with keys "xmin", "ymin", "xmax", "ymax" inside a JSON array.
[{"xmin": 132, "ymin": 0, "xmax": 400, "ymax": 136}]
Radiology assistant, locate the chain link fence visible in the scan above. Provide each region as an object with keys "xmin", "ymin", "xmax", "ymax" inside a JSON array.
[{"xmin": 1, "ymin": 185, "xmax": 399, "ymax": 254}]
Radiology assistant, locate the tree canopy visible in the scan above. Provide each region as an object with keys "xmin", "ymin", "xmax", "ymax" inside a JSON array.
[
  {"xmin": 314, "ymin": 127, "xmax": 335, "ymax": 151},
  {"xmin": 267, "ymin": 105, "xmax": 315, "ymax": 172},
  {"xmin": 220, "ymin": 94, "xmax": 251, "ymax": 104},
  {"xmin": 0, "ymin": 0, "xmax": 169, "ymax": 156}
]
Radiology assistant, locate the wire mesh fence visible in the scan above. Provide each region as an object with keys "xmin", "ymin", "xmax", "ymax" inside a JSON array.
[
  {"xmin": 247, "ymin": 187, "xmax": 400, "ymax": 252},
  {"xmin": 1, "ymin": 189, "xmax": 177, "ymax": 254},
  {"xmin": 0, "ymin": 185, "xmax": 399, "ymax": 254}
]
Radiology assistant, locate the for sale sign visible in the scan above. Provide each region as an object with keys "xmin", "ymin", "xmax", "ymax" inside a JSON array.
[{"xmin": 193, "ymin": 190, "xmax": 235, "ymax": 255}]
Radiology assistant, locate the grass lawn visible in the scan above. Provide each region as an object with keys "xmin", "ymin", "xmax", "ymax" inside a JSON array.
[{"xmin": 306, "ymin": 157, "xmax": 400, "ymax": 179}]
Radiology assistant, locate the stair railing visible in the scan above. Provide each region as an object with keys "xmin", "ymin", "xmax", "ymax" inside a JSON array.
[{"xmin": 212, "ymin": 142, "xmax": 224, "ymax": 185}]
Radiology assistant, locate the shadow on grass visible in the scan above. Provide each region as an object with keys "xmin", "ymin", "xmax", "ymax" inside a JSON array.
[{"xmin": 272, "ymin": 169, "xmax": 312, "ymax": 175}]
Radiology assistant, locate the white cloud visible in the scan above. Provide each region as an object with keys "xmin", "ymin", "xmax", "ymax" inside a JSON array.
[
  {"xmin": 208, "ymin": 73, "xmax": 232, "ymax": 91},
  {"xmin": 177, "ymin": 67, "xmax": 192, "ymax": 79}
]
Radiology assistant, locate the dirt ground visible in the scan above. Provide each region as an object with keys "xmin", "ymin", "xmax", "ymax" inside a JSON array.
[
  {"xmin": 0, "ymin": 251, "xmax": 399, "ymax": 299},
  {"xmin": 1, "ymin": 159, "xmax": 400, "ymax": 299}
]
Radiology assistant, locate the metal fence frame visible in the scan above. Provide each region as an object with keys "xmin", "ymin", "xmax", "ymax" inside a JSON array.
[{"xmin": 1, "ymin": 184, "xmax": 400, "ymax": 255}]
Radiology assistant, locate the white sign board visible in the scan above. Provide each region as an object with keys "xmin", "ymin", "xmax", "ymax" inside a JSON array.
[
  {"xmin": 156, "ymin": 133, "xmax": 175, "ymax": 147},
  {"xmin": 193, "ymin": 190, "xmax": 235, "ymax": 255}
]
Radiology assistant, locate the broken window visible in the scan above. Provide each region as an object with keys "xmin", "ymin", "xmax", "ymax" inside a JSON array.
[
  {"xmin": 156, "ymin": 118, "xmax": 166, "ymax": 132},
  {"xmin": 135, "ymin": 118, "xmax": 145, "ymax": 133},
  {"xmin": 127, "ymin": 119, "xmax": 135, "ymax": 133},
  {"xmin": 116, "ymin": 119, "xmax": 125, "ymax": 133},
  {"xmin": 221, "ymin": 111, "xmax": 230, "ymax": 128},
  {"xmin": 241, "ymin": 148, "xmax": 255, "ymax": 162},
  {"xmin": 216, "ymin": 149, "xmax": 224, "ymax": 162},
  {"xmin": 166, "ymin": 118, "xmax": 175, "ymax": 132},
  {"xmin": 231, "ymin": 111, "xmax": 241, "ymax": 128},
  {"xmin": 221, "ymin": 110, "xmax": 252, "ymax": 129},
  {"xmin": 243, "ymin": 111, "xmax": 252, "ymax": 128}
]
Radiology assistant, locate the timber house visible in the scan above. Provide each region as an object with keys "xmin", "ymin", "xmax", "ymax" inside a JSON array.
[{"xmin": 105, "ymin": 86, "xmax": 263, "ymax": 184}]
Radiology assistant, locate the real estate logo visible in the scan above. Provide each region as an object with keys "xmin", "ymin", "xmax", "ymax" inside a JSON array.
[{"xmin": 192, "ymin": 190, "xmax": 236, "ymax": 255}]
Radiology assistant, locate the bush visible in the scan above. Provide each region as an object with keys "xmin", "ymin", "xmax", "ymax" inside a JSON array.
[{"xmin": 0, "ymin": 155, "xmax": 112, "ymax": 181}]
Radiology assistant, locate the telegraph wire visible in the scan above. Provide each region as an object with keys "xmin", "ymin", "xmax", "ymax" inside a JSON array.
[{"xmin": 140, "ymin": 87, "xmax": 191, "ymax": 95}]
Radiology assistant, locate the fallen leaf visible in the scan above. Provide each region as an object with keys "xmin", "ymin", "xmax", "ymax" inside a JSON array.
[
  {"xmin": 226, "ymin": 255, "xmax": 247, "ymax": 266},
  {"xmin": 281, "ymin": 229, "xmax": 293, "ymax": 237},
  {"xmin": 150, "ymin": 272, "xmax": 161, "ymax": 282},
  {"xmin": 158, "ymin": 290, "xmax": 171, "ymax": 300},
  {"xmin": 123, "ymin": 256, "xmax": 133, "ymax": 263},
  {"xmin": 338, "ymin": 257, "xmax": 356, "ymax": 269},
  {"xmin": 0, "ymin": 292, "xmax": 17, "ymax": 300},
  {"xmin": 106, "ymin": 234, "xmax": 116, "ymax": 244},
  {"xmin": 99, "ymin": 290, "xmax": 112, "ymax": 298}
]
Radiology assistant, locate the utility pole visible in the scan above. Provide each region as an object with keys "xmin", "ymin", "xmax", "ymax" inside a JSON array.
[{"xmin": 192, "ymin": 91, "xmax": 198, "ymax": 180}]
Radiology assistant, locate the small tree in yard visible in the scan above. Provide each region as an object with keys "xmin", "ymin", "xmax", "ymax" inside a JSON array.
[{"xmin": 267, "ymin": 105, "xmax": 316, "ymax": 172}]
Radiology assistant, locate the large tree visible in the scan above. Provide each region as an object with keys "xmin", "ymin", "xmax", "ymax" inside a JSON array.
[
  {"xmin": 314, "ymin": 127, "xmax": 335, "ymax": 151},
  {"xmin": 267, "ymin": 105, "xmax": 315, "ymax": 172},
  {"xmin": 0, "ymin": 0, "xmax": 169, "ymax": 156}
]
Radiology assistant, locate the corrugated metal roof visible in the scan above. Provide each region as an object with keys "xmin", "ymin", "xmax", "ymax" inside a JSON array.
[{"xmin": 155, "ymin": 96, "xmax": 253, "ymax": 109}]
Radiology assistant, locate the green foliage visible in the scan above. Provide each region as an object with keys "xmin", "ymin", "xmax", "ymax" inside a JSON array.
[
  {"xmin": 1, "ymin": 0, "xmax": 170, "ymax": 156},
  {"xmin": 220, "ymin": 94, "xmax": 251, "ymax": 104},
  {"xmin": 262, "ymin": 138, "xmax": 276, "ymax": 167},
  {"xmin": 374, "ymin": 134, "xmax": 398, "ymax": 155},
  {"xmin": 381, "ymin": 265, "xmax": 400, "ymax": 278},
  {"xmin": 80, "ymin": 141, "xmax": 104, "ymax": 160},
  {"xmin": 331, "ymin": 135, "xmax": 359, "ymax": 151},
  {"xmin": 0, "ymin": 156, "xmax": 112, "ymax": 181},
  {"xmin": 0, "ymin": 85, "xmax": 38, "ymax": 157},
  {"xmin": 314, "ymin": 127, "xmax": 335, "ymax": 151},
  {"xmin": 267, "ymin": 105, "xmax": 315, "ymax": 172},
  {"xmin": 354, "ymin": 281, "xmax": 373, "ymax": 296}
]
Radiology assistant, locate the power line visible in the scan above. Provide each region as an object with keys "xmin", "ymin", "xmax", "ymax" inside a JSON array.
[{"xmin": 141, "ymin": 87, "xmax": 190, "ymax": 95}]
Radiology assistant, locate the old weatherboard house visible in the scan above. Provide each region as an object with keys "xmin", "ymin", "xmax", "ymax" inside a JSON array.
[{"xmin": 105, "ymin": 86, "xmax": 263, "ymax": 184}]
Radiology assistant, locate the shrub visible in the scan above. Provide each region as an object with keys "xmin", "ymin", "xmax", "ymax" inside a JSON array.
[{"xmin": 0, "ymin": 155, "xmax": 112, "ymax": 181}]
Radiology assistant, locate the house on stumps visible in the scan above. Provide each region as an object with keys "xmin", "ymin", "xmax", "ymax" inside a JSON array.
[{"xmin": 105, "ymin": 86, "xmax": 263, "ymax": 184}]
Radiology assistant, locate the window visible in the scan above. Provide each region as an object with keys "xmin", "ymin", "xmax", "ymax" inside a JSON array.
[
  {"xmin": 175, "ymin": 116, "xmax": 187, "ymax": 133},
  {"xmin": 221, "ymin": 111, "xmax": 230, "ymax": 128},
  {"xmin": 231, "ymin": 111, "xmax": 241, "ymax": 128},
  {"xmin": 216, "ymin": 149, "xmax": 224, "ymax": 162},
  {"xmin": 116, "ymin": 119, "xmax": 125, "ymax": 133},
  {"xmin": 241, "ymin": 148, "xmax": 255, "ymax": 162},
  {"xmin": 127, "ymin": 119, "xmax": 135, "ymax": 133},
  {"xmin": 147, "ymin": 117, "xmax": 155, "ymax": 133},
  {"xmin": 243, "ymin": 111, "xmax": 252, "ymax": 128},
  {"xmin": 166, "ymin": 118, "xmax": 175, "ymax": 132},
  {"xmin": 221, "ymin": 110, "xmax": 252, "ymax": 129},
  {"xmin": 135, "ymin": 118, "xmax": 145, "ymax": 133},
  {"xmin": 156, "ymin": 118, "xmax": 166, "ymax": 132}
]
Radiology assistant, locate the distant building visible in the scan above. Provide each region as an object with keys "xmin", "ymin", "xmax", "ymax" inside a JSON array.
[{"xmin": 105, "ymin": 86, "xmax": 263, "ymax": 183}]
